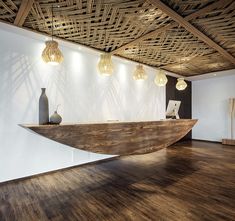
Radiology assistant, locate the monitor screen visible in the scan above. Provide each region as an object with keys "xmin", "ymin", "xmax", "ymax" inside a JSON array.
[{"xmin": 166, "ymin": 100, "xmax": 181, "ymax": 118}]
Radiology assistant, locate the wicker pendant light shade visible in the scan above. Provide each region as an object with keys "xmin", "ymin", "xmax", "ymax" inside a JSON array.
[
  {"xmin": 133, "ymin": 43, "xmax": 148, "ymax": 81},
  {"xmin": 154, "ymin": 69, "xmax": 168, "ymax": 86},
  {"xmin": 176, "ymin": 78, "xmax": 187, "ymax": 90},
  {"xmin": 41, "ymin": 5, "xmax": 63, "ymax": 65},
  {"xmin": 97, "ymin": 53, "xmax": 114, "ymax": 76},
  {"xmin": 42, "ymin": 40, "xmax": 64, "ymax": 65},
  {"xmin": 133, "ymin": 64, "xmax": 147, "ymax": 80}
]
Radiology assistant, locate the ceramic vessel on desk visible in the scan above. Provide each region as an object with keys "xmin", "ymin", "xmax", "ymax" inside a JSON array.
[
  {"xmin": 50, "ymin": 105, "xmax": 62, "ymax": 124},
  {"xmin": 39, "ymin": 88, "xmax": 49, "ymax": 125}
]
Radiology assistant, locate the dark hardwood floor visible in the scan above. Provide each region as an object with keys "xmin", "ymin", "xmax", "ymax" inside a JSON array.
[{"xmin": 0, "ymin": 141, "xmax": 235, "ymax": 221}]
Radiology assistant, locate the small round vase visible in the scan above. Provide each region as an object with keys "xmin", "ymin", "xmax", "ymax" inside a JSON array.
[{"xmin": 50, "ymin": 111, "xmax": 62, "ymax": 125}]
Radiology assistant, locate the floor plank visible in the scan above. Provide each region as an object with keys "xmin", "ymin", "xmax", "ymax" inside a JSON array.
[{"xmin": 0, "ymin": 141, "xmax": 235, "ymax": 221}]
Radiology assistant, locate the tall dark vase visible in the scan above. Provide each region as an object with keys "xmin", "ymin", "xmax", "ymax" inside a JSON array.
[{"xmin": 39, "ymin": 88, "xmax": 49, "ymax": 125}]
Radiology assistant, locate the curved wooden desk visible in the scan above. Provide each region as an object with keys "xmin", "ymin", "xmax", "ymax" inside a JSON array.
[{"xmin": 20, "ymin": 119, "xmax": 197, "ymax": 155}]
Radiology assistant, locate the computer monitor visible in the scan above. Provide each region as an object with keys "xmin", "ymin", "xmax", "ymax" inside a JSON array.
[{"xmin": 166, "ymin": 100, "xmax": 181, "ymax": 119}]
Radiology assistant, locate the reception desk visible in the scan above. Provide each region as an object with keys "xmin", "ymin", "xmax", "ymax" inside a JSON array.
[{"xmin": 21, "ymin": 119, "xmax": 197, "ymax": 155}]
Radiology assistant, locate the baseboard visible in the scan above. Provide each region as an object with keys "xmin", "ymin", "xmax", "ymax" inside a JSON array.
[
  {"xmin": 0, "ymin": 156, "xmax": 119, "ymax": 186},
  {"xmin": 192, "ymin": 139, "xmax": 221, "ymax": 144},
  {"xmin": 222, "ymin": 139, "xmax": 235, "ymax": 145}
]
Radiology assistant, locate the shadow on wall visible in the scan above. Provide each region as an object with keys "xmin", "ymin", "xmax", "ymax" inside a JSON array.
[
  {"xmin": 0, "ymin": 27, "xmax": 165, "ymax": 182},
  {"xmin": 0, "ymin": 53, "xmax": 37, "ymax": 121},
  {"xmin": 0, "ymin": 41, "xmax": 166, "ymax": 125}
]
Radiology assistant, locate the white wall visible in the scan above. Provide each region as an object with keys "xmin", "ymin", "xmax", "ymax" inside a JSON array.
[
  {"xmin": 0, "ymin": 23, "xmax": 165, "ymax": 182},
  {"xmin": 192, "ymin": 73, "xmax": 235, "ymax": 141}
]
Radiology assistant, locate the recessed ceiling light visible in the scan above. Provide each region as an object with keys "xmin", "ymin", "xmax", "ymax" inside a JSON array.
[{"xmin": 213, "ymin": 73, "xmax": 217, "ymax": 76}]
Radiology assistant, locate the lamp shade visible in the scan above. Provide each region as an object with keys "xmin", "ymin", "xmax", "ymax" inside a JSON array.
[
  {"xmin": 42, "ymin": 40, "xmax": 64, "ymax": 65},
  {"xmin": 97, "ymin": 53, "xmax": 114, "ymax": 76},
  {"xmin": 133, "ymin": 64, "xmax": 147, "ymax": 80},
  {"xmin": 176, "ymin": 78, "xmax": 187, "ymax": 91},
  {"xmin": 154, "ymin": 69, "xmax": 168, "ymax": 86}
]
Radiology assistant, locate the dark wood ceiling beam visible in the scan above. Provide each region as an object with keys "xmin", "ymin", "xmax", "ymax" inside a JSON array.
[
  {"xmin": 110, "ymin": 0, "xmax": 233, "ymax": 56},
  {"xmin": 14, "ymin": 0, "xmax": 34, "ymax": 26},
  {"xmin": 148, "ymin": 0, "xmax": 235, "ymax": 65}
]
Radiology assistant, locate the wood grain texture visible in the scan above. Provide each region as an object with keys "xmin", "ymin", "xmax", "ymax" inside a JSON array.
[
  {"xmin": 0, "ymin": 141, "xmax": 235, "ymax": 221},
  {"xmin": 20, "ymin": 119, "xmax": 197, "ymax": 155}
]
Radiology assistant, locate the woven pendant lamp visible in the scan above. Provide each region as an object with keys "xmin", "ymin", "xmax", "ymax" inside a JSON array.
[
  {"xmin": 133, "ymin": 64, "xmax": 147, "ymax": 80},
  {"xmin": 155, "ymin": 69, "xmax": 168, "ymax": 87},
  {"xmin": 155, "ymin": 34, "xmax": 168, "ymax": 86},
  {"xmin": 98, "ymin": 28, "xmax": 114, "ymax": 76},
  {"xmin": 98, "ymin": 53, "xmax": 114, "ymax": 76},
  {"xmin": 42, "ymin": 5, "xmax": 63, "ymax": 65},
  {"xmin": 133, "ymin": 44, "xmax": 147, "ymax": 80},
  {"xmin": 176, "ymin": 56, "xmax": 187, "ymax": 90},
  {"xmin": 176, "ymin": 78, "xmax": 187, "ymax": 90},
  {"xmin": 42, "ymin": 40, "xmax": 63, "ymax": 65}
]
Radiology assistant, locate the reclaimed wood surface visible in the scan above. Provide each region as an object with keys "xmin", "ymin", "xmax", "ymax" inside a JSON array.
[
  {"xmin": 20, "ymin": 119, "xmax": 197, "ymax": 155},
  {"xmin": 0, "ymin": 141, "xmax": 235, "ymax": 221}
]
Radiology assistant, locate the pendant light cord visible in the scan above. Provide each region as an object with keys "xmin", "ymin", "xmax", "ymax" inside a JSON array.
[
  {"xmin": 51, "ymin": 5, "xmax": 54, "ymax": 41},
  {"xmin": 138, "ymin": 43, "xmax": 140, "ymax": 64},
  {"xmin": 180, "ymin": 56, "xmax": 182, "ymax": 75},
  {"xmin": 159, "ymin": 32, "xmax": 166, "ymax": 69},
  {"xmin": 177, "ymin": 24, "xmax": 182, "ymax": 76},
  {"xmin": 104, "ymin": 28, "xmax": 106, "ymax": 52}
]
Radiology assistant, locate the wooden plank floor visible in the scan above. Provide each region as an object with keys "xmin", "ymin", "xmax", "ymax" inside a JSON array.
[{"xmin": 0, "ymin": 141, "xmax": 235, "ymax": 221}]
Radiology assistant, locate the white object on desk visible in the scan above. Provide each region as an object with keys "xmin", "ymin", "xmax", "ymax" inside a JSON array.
[{"xmin": 166, "ymin": 100, "xmax": 181, "ymax": 119}]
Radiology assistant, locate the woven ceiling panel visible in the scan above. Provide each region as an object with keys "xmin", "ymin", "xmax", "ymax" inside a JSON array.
[
  {"xmin": 161, "ymin": 0, "xmax": 216, "ymax": 16},
  {"xmin": 118, "ymin": 26, "xmax": 216, "ymax": 68},
  {"xmin": 0, "ymin": 0, "xmax": 20, "ymax": 22},
  {"xmin": 164, "ymin": 52, "xmax": 234, "ymax": 75},
  {"xmin": 23, "ymin": 0, "xmax": 173, "ymax": 51},
  {"xmin": 191, "ymin": 1, "xmax": 235, "ymax": 56},
  {"xmin": 0, "ymin": 0, "xmax": 235, "ymax": 76}
]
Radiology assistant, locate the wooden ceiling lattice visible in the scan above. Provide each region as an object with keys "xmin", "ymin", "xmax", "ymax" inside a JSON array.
[
  {"xmin": 24, "ymin": 0, "xmax": 173, "ymax": 52},
  {"xmin": 161, "ymin": 0, "xmax": 217, "ymax": 17},
  {"xmin": 191, "ymin": 0, "xmax": 235, "ymax": 56},
  {"xmin": 118, "ymin": 27, "xmax": 217, "ymax": 70},
  {"xmin": 0, "ymin": 0, "xmax": 20, "ymax": 22},
  {"xmin": 164, "ymin": 52, "xmax": 234, "ymax": 75},
  {"xmin": 0, "ymin": 0, "xmax": 235, "ymax": 76}
]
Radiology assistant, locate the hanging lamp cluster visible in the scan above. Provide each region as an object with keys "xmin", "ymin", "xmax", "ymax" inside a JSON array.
[
  {"xmin": 97, "ymin": 51, "xmax": 186, "ymax": 90},
  {"xmin": 41, "ymin": 5, "xmax": 63, "ymax": 65},
  {"xmin": 97, "ymin": 41, "xmax": 186, "ymax": 91},
  {"xmin": 41, "ymin": 9, "xmax": 187, "ymax": 91}
]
